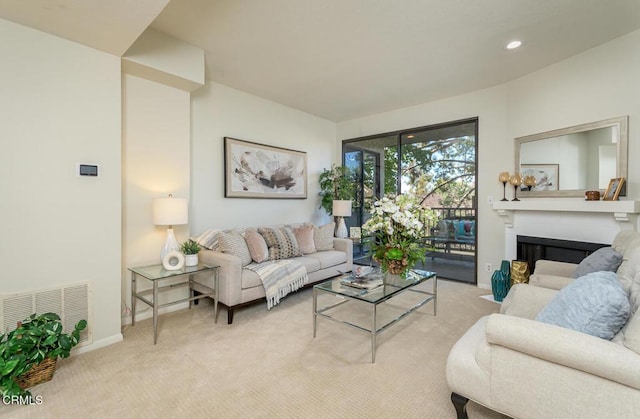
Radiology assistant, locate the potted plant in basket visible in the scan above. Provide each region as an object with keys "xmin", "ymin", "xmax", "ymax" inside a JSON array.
[
  {"xmin": 362, "ymin": 176, "xmax": 438, "ymax": 277},
  {"xmin": 180, "ymin": 239, "xmax": 201, "ymax": 267},
  {"xmin": 0, "ymin": 312, "xmax": 87, "ymax": 398}
]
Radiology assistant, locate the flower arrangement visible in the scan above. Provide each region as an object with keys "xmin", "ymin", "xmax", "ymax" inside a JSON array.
[{"xmin": 362, "ymin": 178, "xmax": 438, "ymax": 277}]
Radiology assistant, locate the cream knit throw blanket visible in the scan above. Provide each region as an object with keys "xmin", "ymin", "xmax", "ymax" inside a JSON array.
[{"xmin": 246, "ymin": 260, "xmax": 309, "ymax": 309}]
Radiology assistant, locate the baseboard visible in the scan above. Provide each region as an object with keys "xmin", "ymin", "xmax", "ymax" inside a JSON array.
[
  {"xmin": 477, "ymin": 283, "xmax": 491, "ymax": 290},
  {"xmin": 72, "ymin": 333, "xmax": 123, "ymax": 356}
]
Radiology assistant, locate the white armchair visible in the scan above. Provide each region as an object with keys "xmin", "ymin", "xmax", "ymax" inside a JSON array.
[{"xmin": 446, "ymin": 231, "xmax": 640, "ymax": 419}]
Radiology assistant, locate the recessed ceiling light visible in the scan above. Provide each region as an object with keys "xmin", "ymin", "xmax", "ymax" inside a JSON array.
[
  {"xmin": 506, "ymin": 40, "xmax": 522, "ymax": 50},
  {"xmin": 407, "ymin": 135, "xmax": 415, "ymax": 139}
]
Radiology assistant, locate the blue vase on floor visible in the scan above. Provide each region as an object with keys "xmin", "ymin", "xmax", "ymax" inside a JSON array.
[
  {"xmin": 500, "ymin": 260, "xmax": 511, "ymax": 285},
  {"xmin": 491, "ymin": 270, "xmax": 509, "ymax": 302}
]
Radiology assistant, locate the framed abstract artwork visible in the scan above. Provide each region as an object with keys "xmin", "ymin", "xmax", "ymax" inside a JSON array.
[
  {"xmin": 224, "ymin": 137, "xmax": 307, "ymax": 199},
  {"xmin": 520, "ymin": 164, "xmax": 559, "ymax": 191}
]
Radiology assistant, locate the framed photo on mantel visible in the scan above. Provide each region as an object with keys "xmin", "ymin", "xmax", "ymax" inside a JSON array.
[
  {"xmin": 224, "ymin": 137, "xmax": 307, "ymax": 199},
  {"xmin": 603, "ymin": 177, "xmax": 625, "ymax": 201}
]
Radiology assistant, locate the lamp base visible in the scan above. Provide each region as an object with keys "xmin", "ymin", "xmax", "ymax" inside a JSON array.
[
  {"xmin": 160, "ymin": 228, "xmax": 180, "ymax": 261},
  {"xmin": 335, "ymin": 217, "xmax": 348, "ymax": 238}
]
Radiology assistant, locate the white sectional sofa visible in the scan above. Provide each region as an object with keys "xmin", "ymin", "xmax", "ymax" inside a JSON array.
[{"xmin": 193, "ymin": 223, "xmax": 353, "ymax": 324}]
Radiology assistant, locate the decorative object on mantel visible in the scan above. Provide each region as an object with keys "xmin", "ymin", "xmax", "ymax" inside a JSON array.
[
  {"xmin": 509, "ymin": 173, "xmax": 523, "ymax": 201},
  {"xmin": 521, "ymin": 164, "xmax": 558, "ymax": 192},
  {"xmin": 522, "ymin": 175, "xmax": 537, "ymax": 191},
  {"xmin": 603, "ymin": 177, "xmax": 625, "ymax": 201},
  {"xmin": 585, "ymin": 190, "xmax": 601, "ymax": 201},
  {"xmin": 498, "ymin": 171, "xmax": 510, "ymax": 201},
  {"xmin": 510, "ymin": 260, "xmax": 530, "ymax": 285}
]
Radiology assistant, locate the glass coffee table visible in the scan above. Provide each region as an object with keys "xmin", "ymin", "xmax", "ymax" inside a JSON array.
[{"xmin": 313, "ymin": 269, "xmax": 437, "ymax": 363}]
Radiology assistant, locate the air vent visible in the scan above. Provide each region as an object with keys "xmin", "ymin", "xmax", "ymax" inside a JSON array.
[{"xmin": 1, "ymin": 282, "xmax": 92, "ymax": 347}]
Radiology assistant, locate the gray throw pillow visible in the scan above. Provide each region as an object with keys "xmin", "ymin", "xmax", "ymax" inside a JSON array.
[
  {"xmin": 536, "ymin": 271, "xmax": 630, "ymax": 340},
  {"xmin": 572, "ymin": 247, "xmax": 623, "ymax": 278}
]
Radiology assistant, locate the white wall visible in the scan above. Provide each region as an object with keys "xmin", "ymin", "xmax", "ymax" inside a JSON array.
[
  {"xmin": 122, "ymin": 74, "xmax": 191, "ymax": 318},
  {"xmin": 0, "ymin": 19, "xmax": 122, "ymax": 347},
  {"xmin": 190, "ymin": 82, "xmax": 337, "ymax": 235}
]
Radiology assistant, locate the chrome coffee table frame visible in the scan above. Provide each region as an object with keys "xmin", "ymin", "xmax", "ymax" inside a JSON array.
[{"xmin": 313, "ymin": 269, "xmax": 437, "ymax": 363}]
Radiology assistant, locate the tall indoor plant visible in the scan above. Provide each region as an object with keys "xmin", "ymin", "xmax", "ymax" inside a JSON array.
[
  {"xmin": 0, "ymin": 312, "xmax": 87, "ymax": 398},
  {"xmin": 318, "ymin": 164, "xmax": 355, "ymax": 215}
]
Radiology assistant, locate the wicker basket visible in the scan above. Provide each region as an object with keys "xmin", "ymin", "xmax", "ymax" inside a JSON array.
[{"xmin": 15, "ymin": 357, "xmax": 57, "ymax": 390}]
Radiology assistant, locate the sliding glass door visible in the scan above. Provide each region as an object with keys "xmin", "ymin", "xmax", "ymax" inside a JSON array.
[{"xmin": 342, "ymin": 118, "xmax": 478, "ymax": 283}]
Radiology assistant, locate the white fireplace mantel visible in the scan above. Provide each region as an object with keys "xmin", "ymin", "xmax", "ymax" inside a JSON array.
[
  {"xmin": 493, "ymin": 198, "xmax": 640, "ymax": 261},
  {"xmin": 492, "ymin": 198, "xmax": 640, "ymax": 224}
]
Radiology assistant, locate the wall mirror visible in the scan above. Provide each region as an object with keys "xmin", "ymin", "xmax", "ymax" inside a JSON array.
[{"xmin": 514, "ymin": 116, "xmax": 628, "ymax": 198}]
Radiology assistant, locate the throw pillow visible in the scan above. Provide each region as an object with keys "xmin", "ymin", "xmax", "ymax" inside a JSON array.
[
  {"xmin": 572, "ymin": 247, "xmax": 623, "ymax": 278},
  {"xmin": 535, "ymin": 271, "xmax": 631, "ymax": 340},
  {"xmin": 218, "ymin": 231, "xmax": 252, "ymax": 266},
  {"xmin": 314, "ymin": 222, "xmax": 335, "ymax": 251},
  {"xmin": 293, "ymin": 224, "xmax": 316, "ymax": 254},
  {"xmin": 244, "ymin": 229, "xmax": 269, "ymax": 263},
  {"xmin": 191, "ymin": 228, "xmax": 222, "ymax": 250},
  {"xmin": 258, "ymin": 227, "xmax": 302, "ymax": 260}
]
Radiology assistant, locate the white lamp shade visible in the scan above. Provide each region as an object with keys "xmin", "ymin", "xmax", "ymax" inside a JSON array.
[
  {"xmin": 152, "ymin": 197, "xmax": 188, "ymax": 226},
  {"xmin": 332, "ymin": 200, "xmax": 352, "ymax": 217}
]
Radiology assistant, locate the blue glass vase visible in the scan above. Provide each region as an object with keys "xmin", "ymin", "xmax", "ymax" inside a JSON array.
[{"xmin": 491, "ymin": 270, "xmax": 509, "ymax": 302}]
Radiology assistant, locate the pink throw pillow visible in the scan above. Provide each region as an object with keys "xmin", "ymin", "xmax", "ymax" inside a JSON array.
[
  {"xmin": 293, "ymin": 224, "xmax": 316, "ymax": 254},
  {"xmin": 244, "ymin": 229, "xmax": 269, "ymax": 263}
]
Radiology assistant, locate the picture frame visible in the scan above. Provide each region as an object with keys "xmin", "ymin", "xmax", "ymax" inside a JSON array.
[
  {"xmin": 603, "ymin": 177, "xmax": 625, "ymax": 201},
  {"xmin": 520, "ymin": 164, "xmax": 559, "ymax": 191},
  {"xmin": 224, "ymin": 137, "xmax": 307, "ymax": 199}
]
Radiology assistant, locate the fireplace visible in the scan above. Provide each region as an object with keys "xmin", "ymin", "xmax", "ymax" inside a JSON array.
[{"xmin": 517, "ymin": 235, "xmax": 608, "ymax": 273}]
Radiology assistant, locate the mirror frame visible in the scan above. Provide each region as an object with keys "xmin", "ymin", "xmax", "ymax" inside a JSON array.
[{"xmin": 514, "ymin": 116, "xmax": 628, "ymax": 198}]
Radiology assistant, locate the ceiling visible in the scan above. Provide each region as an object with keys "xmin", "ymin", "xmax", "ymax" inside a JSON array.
[{"xmin": 3, "ymin": 1, "xmax": 640, "ymax": 122}]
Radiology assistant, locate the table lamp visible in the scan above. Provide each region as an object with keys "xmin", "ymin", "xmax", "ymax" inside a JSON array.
[
  {"xmin": 152, "ymin": 194, "xmax": 188, "ymax": 260},
  {"xmin": 332, "ymin": 200, "xmax": 352, "ymax": 238}
]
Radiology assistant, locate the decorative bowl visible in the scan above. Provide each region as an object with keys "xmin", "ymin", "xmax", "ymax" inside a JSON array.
[{"xmin": 585, "ymin": 190, "xmax": 600, "ymax": 201}]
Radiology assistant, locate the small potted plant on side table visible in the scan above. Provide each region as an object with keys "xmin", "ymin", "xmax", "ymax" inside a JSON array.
[
  {"xmin": 180, "ymin": 240, "xmax": 201, "ymax": 267},
  {"xmin": 0, "ymin": 312, "xmax": 87, "ymax": 398}
]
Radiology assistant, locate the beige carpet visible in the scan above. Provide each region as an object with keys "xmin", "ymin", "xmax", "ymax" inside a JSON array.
[{"xmin": 1, "ymin": 279, "xmax": 508, "ymax": 419}]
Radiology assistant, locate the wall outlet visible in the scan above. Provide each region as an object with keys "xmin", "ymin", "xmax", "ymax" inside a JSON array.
[
  {"xmin": 487, "ymin": 195, "xmax": 494, "ymax": 204},
  {"xmin": 485, "ymin": 263, "xmax": 493, "ymax": 273}
]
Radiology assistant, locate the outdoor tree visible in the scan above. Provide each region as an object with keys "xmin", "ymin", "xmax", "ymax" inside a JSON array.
[{"xmin": 383, "ymin": 136, "xmax": 475, "ymax": 209}]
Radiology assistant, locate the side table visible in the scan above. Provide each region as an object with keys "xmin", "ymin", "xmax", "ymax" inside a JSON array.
[{"xmin": 128, "ymin": 263, "xmax": 219, "ymax": 344}]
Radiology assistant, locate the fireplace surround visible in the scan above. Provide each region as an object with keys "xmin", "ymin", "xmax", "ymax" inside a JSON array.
[
  {"xmin": 517, "ymin": 235, "xmax": 608, "ymax": 273},
  {"xmin": 492, "ymin": 197, "xmax": 640, "ymax": 271}
]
